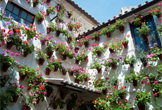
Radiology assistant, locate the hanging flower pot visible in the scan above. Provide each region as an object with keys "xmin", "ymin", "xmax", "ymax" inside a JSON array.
[
  {"xmin": 96, "ymin": 51, "xmax": 102, "ymax": 57},
  {"xmin": 123, "ymin": 42, "xmax": 128, "ymax": 49},
  {"xmin": 47, "ymin": 27, "xmax": 51, "ymax": 34},
  {"xmin": 133, "ymin": 79, "xmax": 137, "ymax": 86},
  {"xmin": 84, "ymin": 77, "xmax": 88, "ymax": 82},
  {"xmin": 90, "ymin": 106, "xmax": 96, "ymax": 110},
  {"xmin": 33, "ymin": 1, "xmax": 38, "ymax": 7},
  {"xmin": 158, "ymin": 54, "xmax": 162, "ymax": 61},
  {"xmin": 37, "ymin": 98, "xmax": 40, "ymax": 104},
  {"xmin": 46, "ymin": 9, "xmax": 49, "ymax": 16},
  {"xmin": 129, "ymin": 63, "xmax": 134, "ymax": 68},
  {"xmin": 60, "ymin": 92, "xmax": 66, "ymax": 99},
  {"xmin": 69, "ymin": 71, "xmax": 74, "ymax": 76},
  {"xmin": 47, "ymin": 90, "xmax": 52, "ymax": 97},
  {"xmin": 84, "ymin": 42, "xmax": 89, "ymax": 48},
  {"xmin": 74, "ymin": 47, "xmax": 79, "ymax": 53},
  {"xmin": 47, "ymin": 52, "xmax": 53, "ymax": 59},
  {"xmin": 2, "ymin": 63, "xmax": 10, "ymax": 72},
  {"xmin": 156, "ymin": 14, "xmax": 161, "ymax": 18},
  {"xmin": 7, "ymin": 41, "xmax": 13, "ymax": 49},
  {"xmin": 68, "ymin": 27, "xmax": 72, "ymax": 31},
  {"xmin": 38, "ymin": 58, "xmax": 45, "ymax": 65},
  {"xmin": 75, "ymin": 59, "xmax": 79, "ymax": 64},
  {"xmin": 23, "ymin": 105, "xmax": 30, "ymax": 110},
  {"xmin": 46, "ymin": 68, "xmax": 51, "ymax": 75},
  {"xmin": 11, "ymin": 95, "xmax": 19, "ymax": 102},
  {"xmin": 62, "ymin": 55, "xmax": 67, "ymax": 60},
  {"xmin": 68, "ymin": 13, "xmax": 72, "ymax": 18},
  {"xmin": 54, "ymin": 66, "xmax": 59, "ymax": 72},
  {"xmin": 95, "ymin": 37, "xmax": 99, "ymax": 42},
  {"xmin": 53, "ymin": 103, "xmax": 58, "ymax": 109},
  {"xmin": 46, "ymin": 0, "xmax": 51, "ymax": 3},
  {"xmin": 119, "ymin": 26, "xmax": 124, "ymax": 33},
  {"xmin": 141, "ymin": 34, "xmax": 148, "ymax": 41},
  {"xmin": 109, "ymin": 48, "xmax": 114, "ymax": 53},
  {"xmin": 67, "ymin": 105, "xmax": 72, "ymax": 110},
  {"xmin": 23, "ymin": 51, "xmax": 29, "ymax": 57},
  {"xmin": 37, "ymin": 18, "xmax": 43, "ymax": 24},
  {"xmin": 102, "ymin": 89, "xmax": 107, "ymax": 95},
  {"xmin": 138, "ymin": 104, "xmax": 145, "ymax": 110},
  {"xmin": 62, "ymin": 70, "xmax": 66, "ymax": 75},
  {"xmin": 96, "ymin": 67, "xmax": 101, "ymax": 73},
  {"xmin": 111, "ymin": 64, "xmax": 117, "ymax": 70},
  {"xmin": 19, "ymin": 73, "xmax": 27, "ymax": 81},
  {"xmin": 106, "ymin": 32, "xmax": 111, "ymax": 38},
  {"xmin": 75, "ymin": 79, "xmax": 80, "ymax": 84},
  {"xmin": 56, "ymin": 30, "xmax": 61, "ymax": 37},
  {"xmin": 85, "ymin": 56, "xmax": 88, "ymax": 62},
  {"xmin": 67, "ymin": 37, "xmax": 72, "ymax": 43}
]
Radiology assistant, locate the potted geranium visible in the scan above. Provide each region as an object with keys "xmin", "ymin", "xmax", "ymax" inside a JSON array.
[
  {"xmin": 121, "ymin": 55, "xmax": 136, "ymax": 67},
  {"xmin": 129, "ymin": 55, "xmax": 137, "ymax": 67},
  {"xmin": 38, "ymin": 35, "xmax": 48, "ymax": 45},
  {"xmin": 92, "ymin": 46, "xmax": 105, "ymax": 57},
  {"xmin": 67, "ymin": 99, "xmax": 77, "ymax": 110},
  {"xmin": 66, "ymin": 35, "xmax": 73, "ymax": 44},
  {"xmin": 104, "ymin": 57, "xmax": 119, "ymax": 70},
  {"xmin": 53, "ymin": 97, "xmax": 61, "ymax": 109},
  {"xmin": 35, "ymin": 12, "xmax": 45, "ymax": 24},
  {"xmin": 45, "ymin": 86, "xmax": 53, "ymax": 97},
  {"xmin": 19, "ymin": 65, "xmax": 30, "ymax": 80},
  {"xmin": 46, "ymin": 62, "xmax": 54, "ymax": 75},
  {"xmin": 6, "ymin": 83, "xmax": 24, "ymax": 103},
  {"xmin": 150, "ymin": 6, "xmax": 162, "ymax": 18},
  {"xmin": 23, "ymin": 26, "xmax": 37, "ymax": 40},
  {"xmin": 46, "ymin": 43, "xmax": 55, "ymax": 58},
  {"xmin": 35, "ymin": 49, "xmax": 48, "ymax": 65},
  {"xmin": 0, "ymin": 75, "xmax": 10, "ymax": 87},
  {"xmin": 152, "ymin": 83, "xmax": 161, "ymax": 97},
  {"xmin": 131, "ymin": 14, "xmax": 143, "ymax": 26},
  {"xmin": 6, "ymin": 34, "xmax": 17, "ymax": 49},
  {"xmin": 55, "ymin": 17, "xmax": 64, "ymax": 23},
  {"xmin": 134, "ymin": 91, "xmax": 151, "ymax": 110},
  {"xmin": 157, "ymin": 64, "xmax": 162, "ymax": 75},
  {"xmin": 90, "ymin": 60, "xmax": 102, "ymax": 73},
  {"xmin": 60, "ymin": 87, "xmax": 70, "ymax": 99},
  {"xmin": 1, "ymin": 55, "xmax": 15, "ymax": 72},
  {"xmin": 100, "ymin": 25, "xmax": 116, "ymax": 38},
  {"xmin": 67, "ymin": 10, "xmax": 73, "ymax": 18},
  {"xmin": 136, "ymin": 22, "xmax": 150, "ymax": 41},
  {"xmin": 56, "ymin": 43, "xmax": 69, "ymax": 60},
  {"xmin": 122, "ymin": 37, "xmax": 129, "ymax": 48},
  {"xmin": 21, "ymin": 41, "xmax": 34, "ymax": 57},
  {"xmin": 107, "ymin": 41, "xmax": 123, "ymax": 53},
  {"xmin": 115, "ymin": 19, "xmax": 126, "ymax": 33},
  {"xmin": 80, "ymin": 37, "xmax": 90, "ymax": 48},
  {"xmin": 47, "ymin": 22, "xmax": 53, "ymax": 34},
  {"xmin": 78, "ymin": 98, "xmax": 87, "ymax": 110},
  {"xmin": 113, "ymin": 89, "xmax": 127, "ymax": 99},
  {"xmin": 51, "ymin": 59, "xmax": 61, "ymax": 72},
  {"xmin": 60, "ymin": 66, "xmax": 68, "ymax": 75},
  {"xmin": 46, "ymin": 6, "xmax": 56, "ymax": 16},
  {"xmin": 92, "ymin": 31, "xmax": 100, "ymax": 42},
  {"xmin": 67, "ymin": 21, "xmax": 74, "ymax": 31},
  {"xmin": 149, "ymin": 45, "xmax": 162, "ymax": 61},
  {"xmin": 52, "ymin": 24, "xmax": 64, "ymax": 37},
  {"xmin": 137, "ymin": 49, "xmax": 148, "ymax": 67},
  {"xmin": 82, "ymin": 72, "xmax": 90, "ymax": 82},
  {"xmin": 93, "ymin": 98, "xmax": 108, "ymax": 110},
  {"xmin": 32, "ymin": 0, "xmax": 39, "ymax": 7},
  {"xmin": 88, "ymin": 100, "xmax": 96, "ymax": 110},
  {"xmin": 74, "ymin": 72, "xmax": 84, "ymax": 84}
]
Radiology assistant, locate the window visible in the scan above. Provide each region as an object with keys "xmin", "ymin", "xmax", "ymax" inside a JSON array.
[
  {"xmin": 130, "ymin": 14, "xmax": 161, "ymax": 51},
  {"xmin": 5, "ymin": 2, "xmax": 35, "ymax": 26}
]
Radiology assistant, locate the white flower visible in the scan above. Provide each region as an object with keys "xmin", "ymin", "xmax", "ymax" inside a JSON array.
[{"xmin": 133, "ymin": 88, "xmax": 136, "ymax": 91}]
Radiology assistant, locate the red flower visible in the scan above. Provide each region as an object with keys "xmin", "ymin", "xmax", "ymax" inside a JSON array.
[
  {"xmin": 106, "ymin": 96, "xmax": 109, "ymax": 99},
  {"xmin": 36, "ymin": 69, "xmax": 39, "ymax": 71},
  {"xmin": 92, "ymin": 100, "xmax": 95, "ymax": 103},
  {"xmin": 27, "ymin": 87, "xmax": 31, "ymax": 91},
  {"xmin": 24, "ymin": 41, "xmax": 28, "ymax": 44},
  {"xmin": 95, "ymin": 100, "xmax": 98, "ymax": 103},
  {"xmin": 30, "ymin": 24, "xmax": 33, "ymax": 27},
  {"xmin": 40, "ymin": 86, "xmax": 44, "ymax": 90},
  {"xmin": 47, "ymin": 3, "xmax": 50, "ymax": 6},
  {"xmin": 16, "ymin": 29, "xmax": 20, "ymax": 33},
  {"xmin": 123, "ymin": 106, "xmax": 125, "ymax": 108},
  {"xmin": 108, "ymin": 91, "xmax": 111, "ymax": 93},
  {"xmin": 42, "ymin": 17, "xmax": 44, "ymax": 21},
  {"xmin": 19, "ymin": 65, "xmax": 22, "ymax": 68},
  {"xmin": 2, "ymin": 29, "xmax": 5, "ymax": 32},
  {"xmin": 4, "ymin": 75, "xmax": 7, "ymax": 77},
  {"xmin": 32, "ymin": 16, "xmax": 34, "ymax": 19},
  {"xmin": 56, "ymin": 9, "xmax": 59, "ymax": 11},
  {"xmin": 56, "ymin": 5, "xmax": 58, "ymax": 8}
]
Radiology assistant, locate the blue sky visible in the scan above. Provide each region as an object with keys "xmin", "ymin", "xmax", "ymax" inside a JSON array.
[{"xmin": 73, "ymin": 0, "xmax": 149, "ymax": 23}]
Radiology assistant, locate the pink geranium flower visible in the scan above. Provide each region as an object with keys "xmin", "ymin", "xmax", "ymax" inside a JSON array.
[{"xmin": 154, "ymin": 81, "xmax": 158, "ymax": 84}]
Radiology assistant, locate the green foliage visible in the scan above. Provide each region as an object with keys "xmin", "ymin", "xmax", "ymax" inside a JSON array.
[
  {"xmin": 135, "ymin": 91, "xmax": 151, "ymax": 106},
  {"xmin": 93, "ymin": 98, "xmax": 108, "ymax": 110},
  {"xmin": 122, "ymin": 37, "xmax": 129, "ymax": 43},
  {"xmin": 67, "ymin": 99, "xmax": 77, "ymax": 109},
  {"xmin": 93, "ymin": 78, "xmax": 109, "ymax": 91},
  {"xmin": 1, "ymin": 55, "xmax": 15, "ymax": 66},
  {"xmin": 46, "ymin": 43, "xmax": 55, "ymax": 52},
  {"xmin": 125, "ymin": 71, "xmax": 139, "ymax": 83},
  {"xmin": 21, "ymin": 42, "xmax": 34, "ymax": 54},
  {"xmin": 35, "ymin": 49, "xmax": 48, "ymax": 59},
  {"xmin": 35, "ymin": 12, "xmax": 45, "ymax": 23},
  {"xmin": 75, "ymin": 52, "xmax": 87, "ymax": 65},
  {"xmin": 106, "ymin": 41, "xmax": 123, "ymax": 52},
  {"xmin": 46, "ymin": 62, "xmax": 54, "ymax": 70},
  {"xmin": 150, "ymin": 6, "xmax": 162, "ymax": 16},
  {"xmin": 90, "ymin": 60, "xmax": 102, "ymax": 69},
  {"xmin": 136, "ymin": 22, "xmax": 150, "ymax": 36},
  {"xmin": 137, "ymin": 49, "xmax": 148, "ymax": 63},
  {"xmin": 47, "ymin": 6, "xmax": 56, "ymax": 15},
  {"xmin": 0, "ymin": 74, "xmax": 10, "ymax": 87},
  {"xmin": 112, "ymin": 89, "xmax": 127, "ymax": 98},
  {"xmin": 23, "ymin": 26, "xmax": 37, "ymax": 39},
  {"xmin": 55, "ymin": 17, "xmax": 64, "ymax": 23},
  {"xmin": 157, "ymin": 64, "xmax": 162, "ymax": 75},
  {"xmin": 92, "ymin": 31, "xmax": 100, "ymax": 39},
  {"xmin": 92, "ymin": 46, "xmax": 105, "ymax": 56},
  {"xmin": 115, "ymin": 19, "xmax": 126, "ymax": 29},
  {"xmin": 121, "ymin": 55, "xmax": 136, "ymax": 65},
  {"xmin": 19, "ymin": 65, "xmax": 30, "ymax": 76},
  {"xmin": 0, "ymin": 90, "xmax": 13, "ymax": 110},
  {"xmin": 104, "ymin": 57, "xmax": 119, "ymax": 68}
]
